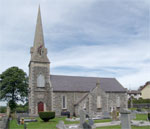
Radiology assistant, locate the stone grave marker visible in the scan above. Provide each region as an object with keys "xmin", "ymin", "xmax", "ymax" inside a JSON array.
[
  {"xmin": 17, "ymin": 116, "xmax": 20, "ymax": 125},
  {"xmin": 112, "ymin": 108, "xmax": 117, "ymax": 121},
  {"xmin": 56, "ymin": 121, "xmax": 67, "ymax": 129},
  {"xmin": 79, "ymin": 110, "xmax": 96, "ymax": 129},
  {"xmin": 130, "ymin": 111, "xmax": 136, "ymax": 120},
  {"xmin": 24, "ymin": 123, "xmax": 27, "ymax": 129},
  {"xmin": 88, "ymin": 118, "xmax": 94, "ymax": 126},
  {"xmin": 102, "ymin": 111, "xmax": 111, "ymax": 119},
  {"xmin": 83, "ymin": 122, "xmax": 92, "ymax": 129},
  {"xmin": 79, "ymin": 110, "xmax": 86, "ymax": 128},
  {"xmin": 120, "ymin": 108, "xmax": 131, "ymax": 129}
]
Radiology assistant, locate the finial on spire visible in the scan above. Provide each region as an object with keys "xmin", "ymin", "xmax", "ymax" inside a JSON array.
[{"xmin": 96, "ymin": 79, "xmax": 100, "ymax": 87}]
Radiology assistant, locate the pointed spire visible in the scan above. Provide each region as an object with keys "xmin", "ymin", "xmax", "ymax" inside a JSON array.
[
  {"xmin": 30, "ymin": 6, "xmax": 50, "ymax": 63},
  {"xmin": 33, "ymin": 5, "xmax": 45, "ymax": 48}
]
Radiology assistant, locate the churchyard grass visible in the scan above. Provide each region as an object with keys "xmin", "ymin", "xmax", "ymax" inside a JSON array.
[
  {"xmin": 9, "ymin": 117, "xmax": 112, "ymax": 129},
  {"xmin": 94, "ymin": 119, "xmax": 111, "ymax": 123},
  {"xmin": 96, "ymin": 126, "xmax": 150, "ymax": 129},
  {"xmin": 135, "ymin": 114, "xmax": 148, "ymax": 121},
  {"xmin": 9, "ymin": 114, "xmax": 149, "ymax": 129},
  {"xmin": 10, "ymin": 117, "xmax": 64, "ymax": 129}
]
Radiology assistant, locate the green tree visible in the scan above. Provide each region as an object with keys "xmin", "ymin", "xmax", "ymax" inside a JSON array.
[{"xmin": 0, "ymin": 67, "xmax": 28, "ymax": 112}]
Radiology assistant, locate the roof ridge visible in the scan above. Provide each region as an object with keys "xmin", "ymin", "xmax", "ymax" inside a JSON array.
[{"xmin": 51, "ymin": 74, "xmax": 115, "ymax": 79}]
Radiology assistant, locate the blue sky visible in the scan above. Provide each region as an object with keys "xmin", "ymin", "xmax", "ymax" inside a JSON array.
[{"xmin": 0, "ymin": 0, "xmax": 150, "ymax": 105}]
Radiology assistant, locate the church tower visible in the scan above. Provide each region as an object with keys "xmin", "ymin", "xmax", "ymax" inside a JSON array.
[{"xmin": 28, "ymin": 6, "xmax": 52, "ymax": 115}]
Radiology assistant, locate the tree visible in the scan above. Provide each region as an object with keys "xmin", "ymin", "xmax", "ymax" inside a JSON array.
[{"xmin": 0, "ymin": 67, "xmax": 28, "ymax": 111}]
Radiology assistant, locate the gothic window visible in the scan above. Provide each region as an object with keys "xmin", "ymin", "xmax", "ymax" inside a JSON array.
[
  {"xmin": 62, "ymin": 95, "xmax": 67, "ymax": 109},
  {"xmin": 97, "ymin": 96, "xmax": 101, "ymax": 109},
  {"xmin": 117, "ymin": 96, "xmax": 120, "ymax": 107},
  {"xmin": 37, "ymin": 74, "xmax": 45, "ymax": 87},
  {"xmin": 83, "ymin": 103, "xmax": 86, "ymax": 110}
]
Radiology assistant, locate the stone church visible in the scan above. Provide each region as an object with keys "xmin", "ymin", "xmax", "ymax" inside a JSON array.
[{"xmin": 28, "ymin": 7, "xmax": 127, "ymax": 116}]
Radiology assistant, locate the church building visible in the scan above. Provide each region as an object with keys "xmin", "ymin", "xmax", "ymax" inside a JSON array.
[{"xmin": 28, "ymin": 7, "xmax": 127, "ymax": 116}]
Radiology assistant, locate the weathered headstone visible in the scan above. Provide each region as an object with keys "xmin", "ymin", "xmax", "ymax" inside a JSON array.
[
  {"xmin": 24, "ymin": 123, "xmax": 27, "ymax": 129},
  {"xmin": 102, "ymin": 111, "xmax": 111, "ymax": 119},
  {"xmin": 79, "ymin": 110, "xmax": 86, "ymax": 128},
  {"xmin": 112, "ymin": 108, "xmax": 117, "ymax": 121},
  {"xmin": 88, "ymin": 118, "xmax": 94, "ymax": 126},
  {"xmin": 79, "ymin": 110, "xmax": 96, "ymax": 129},
  {"xmin": 83, "ymin": 122, "xmax": 92, "ymax": 129},
  {"xmin": 130, "ymin": 112, "xmax": 136, "ymax": 120},
  {"xmin": 120, "ymin": 108, "xmax": 131, "ymax": 129},
  {"xmin": 17, "ymin": 116, "xmax": 20, "ymax": 125},
  {"xmin": 56, "ymin": 121, "xmax": 67, "ymax": 129}
]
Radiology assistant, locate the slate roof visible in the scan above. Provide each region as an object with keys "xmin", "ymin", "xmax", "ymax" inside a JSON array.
[
  {"xmin": 140, "ymin": 81, "xmax": 150, "ymax": 91},
  {"xmin": 50, "ymin": 75, "xmax": 126, "ymax": 93},
  {"xmin": 127, "ymin": 90, "xmax": 141, "ymax": 94}
]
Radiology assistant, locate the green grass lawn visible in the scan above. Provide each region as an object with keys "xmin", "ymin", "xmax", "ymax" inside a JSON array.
[
  {"xmin": 9, "ymin": 117, "xmax": 112, "ymax": 129},
  {"xmin": 135, "ymin": 114, "xmax": 148, "ymax": 121},
  {"xmin": 96, "ymin": 126, "xmax": 150, "ymax": 129},
  {"xmin": 10, "ymin": 117, "xmax": 65, "ymax": 129},
  {"xmin": 9, "ymin": 114, "xmax": 150, "ymax": 129}
]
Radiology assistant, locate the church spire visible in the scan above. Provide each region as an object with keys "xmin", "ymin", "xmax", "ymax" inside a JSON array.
[
  {"xmin": 33, "ymin": 5, "xmax": 45, "ymax": 48},
  {"xmin": 30, "ymin": 6, "xmax": 50, "ymax": 63}
]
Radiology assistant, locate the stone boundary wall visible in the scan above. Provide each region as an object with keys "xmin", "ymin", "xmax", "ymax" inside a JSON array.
[{"xmin": 0, "ymin": 116, "xmax": 9, "ymax": 129}]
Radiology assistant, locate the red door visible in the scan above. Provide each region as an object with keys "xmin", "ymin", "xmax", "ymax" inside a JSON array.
[{"xmin": 38, "ymin": 102, "xmax": 44, "ymax": 113}]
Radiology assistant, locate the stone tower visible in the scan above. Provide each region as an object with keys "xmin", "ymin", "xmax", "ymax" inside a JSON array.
[{"xmin": 28, "ymin": 6, "xmax": 52, "ymax": 116}]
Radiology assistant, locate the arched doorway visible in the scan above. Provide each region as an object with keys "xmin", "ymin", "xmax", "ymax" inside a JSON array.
[{"xmin": 38, "ymin": 102, "xmax": 44, "ymax": 113}]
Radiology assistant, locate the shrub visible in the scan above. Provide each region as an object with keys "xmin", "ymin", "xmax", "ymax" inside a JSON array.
[
  {"xmin": 39, "ymin": 111, "xmax": 55, "ymax": 122},
  {"xmin": 148, "ymin": 113, "xmax": 150, "ymax": 121},
  {"xmin": 16, "ymin": 106, "xmax": 28, "ymax": 113},
  {"xmin": 136, "ymin": 108, "xmax": 142, "ymax": 112},
  {"xmin": 0, "ymin": 106, "xmax": 6, "ymax": 113}
]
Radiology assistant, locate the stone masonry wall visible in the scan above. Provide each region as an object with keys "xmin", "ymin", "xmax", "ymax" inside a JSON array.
[
  {"xmin": 75, "ymin": 86, "xmax": 128, "ymax": 116},
  {"xmin": 52, "ymin": 90, "xmax": 127, "ymax": 116},
  {"xmin": 107, "ymin": 92, "xmax": 128, "ymax": 111},
  {"xmin": 29, "ymin": 63, "xmax": 52, "ymax": 116},
  {"xmin": 53, "ymin": 92, "xmax": 88, "ymax": 116}
]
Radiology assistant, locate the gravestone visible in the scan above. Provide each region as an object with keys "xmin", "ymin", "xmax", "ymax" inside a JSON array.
[
  {"xmin": 130, "ymin": 112, "xmax": 136, "ymax": 120},
  {"xmin": 17, "ymin": 116, "xmax": 20, "ymax": 125},
  {"xmin": 120, "ymin": 108, "xmax": 131, "ymax": 129},
  {"xmin": 79, "ymin": 110, "xmax": 95, "ymax": 129},
  {"xmin": 102, "ymin": 111, "xmax": 111, "ymax": 119},
  {"xmin": 83, "ymin": 122, "xmax": 92, "ymax": 129},
  {"xmin": 88, "ymin": 118, "xmax": 94, "ymax": 126},
  {"xmin": 112, "ymin": 109, "xmax": 117, "ymax": 121},
  {"xmin": 56, "ymin": 121, "xmax": 67, "ymax": 129},
  {"xmin": 24, "ymin": 123, "xmax": 27, "ymax": 129},
  {"xmin": 79, "ymin": 110, "xmax": 86, "ymax": 128}
]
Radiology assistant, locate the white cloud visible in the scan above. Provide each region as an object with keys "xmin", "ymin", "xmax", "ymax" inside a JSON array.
[
  {"xmin": 0, "ymin": 0, "xmax": 149, "ymax": 90},
  {"xmin": 50, "ymin": 39, "xmax": 150, "ymax": 89}
]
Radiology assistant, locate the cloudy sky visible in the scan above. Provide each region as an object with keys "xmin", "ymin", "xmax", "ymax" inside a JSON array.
[{"xmin": 0, "ymin": 0, "xmax": 150, "ymax": 101}]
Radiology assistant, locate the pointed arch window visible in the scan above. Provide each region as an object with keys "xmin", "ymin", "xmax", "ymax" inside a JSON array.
[
  {"xmin": 62, "ymin": 95, "xmax": 67, "ymax": 109},
  {"xmin": 83, "ymin": 103, "xmax": 86, "ymax": 110},
  {"xmin": 117, "ymin": 96, "xmax": 120, "ymax": 107},
  {"xmin": 97, "ymin": 96, "xmax": 102, "ymax": 109},
  {"xmin": 37, "ymin": 74, "xmax": 45, "ymax": 87}
]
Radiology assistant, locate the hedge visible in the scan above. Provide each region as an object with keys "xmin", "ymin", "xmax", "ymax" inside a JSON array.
[{"xmin": 39, "ymin": 111, "xmax": 55, "ymax": 122}]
